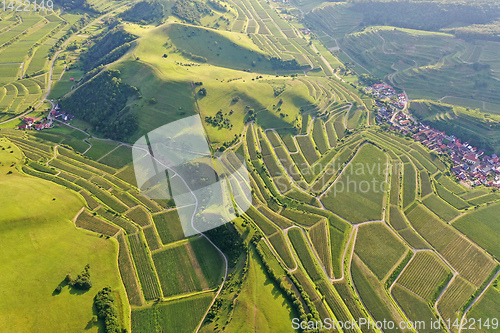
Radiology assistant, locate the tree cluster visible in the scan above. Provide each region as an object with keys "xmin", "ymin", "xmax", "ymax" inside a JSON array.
[
  {"xmin": 82, "ymin": 27, "xmax": 136, "ymax": 72},
  {"xmin": 452, "ymin": 21, "xmax": 500, "ymax": 42},
  {"xmin": 120, "ymin": 1, "xmax": 165, "ymax": 24},
  {"xmin": 67, "ymin": 264, "xmax": 92, "ymax": 290},
  {"xmin": 207, "ymin": 0, "xmax": 228, "ymax": 12},
  {"xmin": 252, "ymin": 240, "xmax": 322, "ymax": 332},
  {"xmin": 53, "ymin": 0, "xmax": 101, "ymax": 13},
  {"xmin": 93, "ymin": 287, "xmax": 121, "ymax": 333},
  {"xmin": 172, "ymin": 0, "xmax": 212, "ymax": 25},
  {"xmin": 205, "ymin": 110, "xmax": 232, "ymax": 129},
  {"xmin": 204, "ymin": 224, "xmax": 246, "ymax": 268},
  {"xmin": 351, "ymin": 1, "xmax": 500, "ymax": 36},
  {"xmin": 61, "ymin": 70, "xmax": 139, "ymax": 140},
  {"xmin": 270, "ymin": 57, "xmax": 302, "ymax": 70}
]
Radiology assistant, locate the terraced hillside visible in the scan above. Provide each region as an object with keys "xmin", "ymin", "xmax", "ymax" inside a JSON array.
[{"xmin": 0, "ymin": 1, "xmax": 499, "ymax": 332}]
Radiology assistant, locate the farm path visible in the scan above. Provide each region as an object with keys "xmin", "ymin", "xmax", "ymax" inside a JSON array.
[
  {"xmin": 331, "ymin": 225, "xmax": 357, "ymax": 283},
  {"xmin": 459, "ymin": 268, "xmax": 500, "ymax": 333},
  {"xmin": 310, "ymin": 42, "xmax": 336, "ymax": 77},
  {"xmin": 46, "ymin": 144, "xmax": 59, "ymax": 166}
]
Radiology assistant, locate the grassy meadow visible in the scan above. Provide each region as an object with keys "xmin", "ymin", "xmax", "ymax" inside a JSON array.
[{"xmin": 0, "ymin": 139, "xmax": 129, "ymax": 332}]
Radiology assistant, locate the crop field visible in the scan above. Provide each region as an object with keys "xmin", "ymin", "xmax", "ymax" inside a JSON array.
[
  {"xmin": 437, "ymin": 276, "xmax": 476, "ymax": 325},
  {"xmin": 453, "ymin": 203, "xmax": 500, "ymax": 258},
  {"xmin": 75, "ymin": 210, "xmax": 120, "ymax": 236},
  {"xmin": 322, "ymin": 144, "xmax": 386, "ymax": 223},
  {"xmin": 355, "ymin": 223, "xmax": 407, "ymax": 280},
  {"xmin": 469, "ymin": 193, "xmax": 500, "ymax": 205},
  {"xmin": 423, "ymin": 194, "xmax": 460, "ymax": 222},
  {"xmin": 292, "ymin": 269, "xmax": 319, "ymax": 303},
  {"xmin": 334, "ymin": 281, "xmax": 375, "ymax": 333},
  {"xmin": 402, "ymin": 162, "xmax": 417, "ymax": 209},
  {"xmin": 296, "ymin": 135, "xmax": 321, "ymax": 165},
  {"xmin": 316, "ymin": 280, "xmax": 358, "ymax": 333},
  {"xmin": 75, "ymin": 178, "xmax": 128, "ymax": 213},
  {"xmin": 128, "ymin": 234, "xmax": 163, "ymax": 300},
  {"xmin": 387, "ymin": 161, "xmax": 400, "ymax": 207},
  {"xmin": 288, "ymin": 228, "xmax": 323, "ymax": 282},
  {"xmin": 117, "ymin": 233, "xmax": 143, "ymax": 307},
  {"xmin": 405, "ymin": 205, "xmax": 496, "ymax": 287},
  {"xmin": 126, "ymin": 206, "xmax": 151, "ymax": 227},
  {"xmin": 99, "ymin": 145, "xmax": 133, "ymax": 169},
  {"xmin": 84, "ymin": 139, "xmax": 120, "ymax": 160},
  {"xmin": 391, "ymin": 284, "xmax": 437, "ymax": 333},
  {"xmin": 189, "ymin": 236, "xmax": 224, "ymax": 288},
  {"xmin": 152, "ymin": 209, "xmax": 186, "ymax": 244},
  {"xmin": 143, "ymin": 226, "xmax": 162, "ymax": 251},
  {"xmin": 329, "ymin": 226, "xmax": 348, "ymax": 278},
  {"xmin": 466, "ymin": 277, "xmax": 500, "ymax": 333},
  {"xmin": 312, "ymin": 118, "xmax": 330, "ymax": 155},
  {"xmin": 420, "ymin": 171, "xmax": 433, "ymax": 197},
  {"xmin": 78, "ymin": 189, "xmax": 100, "ymax": 210},
  {"xmin": 397, "ymin": 251, "xmax": 450, "ymax": 301},
  {"xmin": 460, "ymin": 189, "xmax": 488, "ymax": 201},
  {"xmin": 351, "ymin": 255, "xmax": 403, "ymax": 333},
  {"xmin": 131, "ymin": 293, "xmax": 213, "ymax": 333},
  {"xmin": 128, "ymin": 190, "xmax": 163, "ymax": 213},
  {"xmin": 398, "ymin": 228, "xmax": 429, "ymax": 249},
  {"xmin": 280, "ymin": 208, "xmax": 322, "ymax": 227},
  {"xmin": 389, "ymin": 205, "xmax": 407, "ymax": 231},
  {"xmin": 434, "ymin": 182, "xmax": 469, "ymax": 210},
  {"xmin": 246, "ymin": 206, "xmax": 279, "ymax": 236},
  {"xmin": 110, "ymin": 189, "xmax": 139, "ymax": 208},
  {"xmin": 152, "ymin": 243, "xmax": 206, "ymax": 297},
  {"xmin": 435, "ymin": 173, "xmax": 466, "ymax": 195},
  {"xmin": 309, "ymin": 221, "xmax": 332, "ymax": 277}
]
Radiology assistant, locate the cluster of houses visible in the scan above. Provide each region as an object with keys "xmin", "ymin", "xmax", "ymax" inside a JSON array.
[
  {"xmin": 18, "ymin": 104, "xmax": 74, "ymax": 131},
  {"xmin": 368, "ymin": 83, "xmax": 406, "ymax": 109},
  {"xmin": 413, "ymin": 127, "xmax": 500, "ymax": 188},
  {"xmin": 374, "ymin": 98, "xmax": 499, "ymax": 188},
  {"xmin": 299, "ymin": 28, "xmax": 311, "ymax": 35},
  {"xmin": 18, "ymin": 117, "xmax": 52, "ymax": 131}
]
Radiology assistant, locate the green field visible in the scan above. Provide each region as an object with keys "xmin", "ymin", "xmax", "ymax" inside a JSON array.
[
  {"xmin": 2, "ymin": 0, "xmax": 500, "ymax": 331},
  {"xmin": 397, "ymin": 251, "xmax": 451, "ymax": 301},
  {"xmin": 354, "ymin": 223, "xmax": 407, "ymax": 280},
  {"xmin": 406, "ymin": 204, "xmax": 496, "ymax": 287},
  {"xmin": 153, "ymin": 209, "xmax": 186, "ymax": 244},
  {"xmin": 391, "ymin": 284, "xmax": 438, "ymax": 333},
  {"xmin": 454, "ymin": 204, "xmax": 500, "ymax": 258},
  {"xmin": 288, "ymin": 228, "xmax": 323, "ymax": 282},
  {"xmin": 467, "ymin": 277, "xmax": 500, "ymax": 333},
  {"xmin": 322, "ymin": 144, "xmax": 387, "ymax": 223},
  {"xmin": 0, "ymin": 139, "xmax": 129, "ymax": 332},
  {"xmin": 152, "ymin": 242, "xmax": 207, "ymax": 296},
  {"xmin": 131, "ymin": 293, "xmax": 213, "ymax": 333},
  {"xmin": 224, "ymin": 249, "xmax": 299, "ymax": 333},
  {"xmin": 351, "ymin": 255, "xmax": 404, "ymax": 333}
]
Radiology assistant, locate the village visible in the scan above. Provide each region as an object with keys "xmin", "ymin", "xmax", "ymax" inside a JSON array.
[
  {"xmin": 371, "ymin": 83, "xmax": 500, "ymax": 190},
  {"xmin": 18, "ymin": 104, "xmax": 74, "ymax": 131}
]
